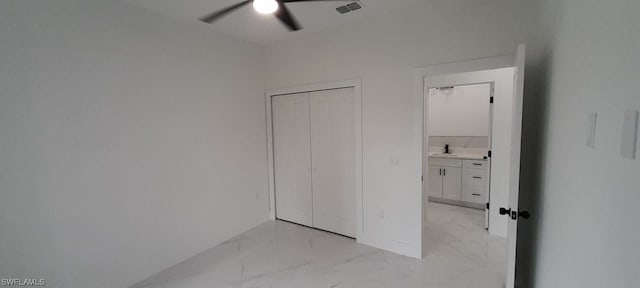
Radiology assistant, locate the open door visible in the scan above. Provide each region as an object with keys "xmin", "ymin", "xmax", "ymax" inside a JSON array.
[
  {"xmin": 505, "ymin": 44, "xmax": 526, "ymax": 287},
  {"xmin": 486, "ymin": 83, "xmax": 495, "ymax": 230}
]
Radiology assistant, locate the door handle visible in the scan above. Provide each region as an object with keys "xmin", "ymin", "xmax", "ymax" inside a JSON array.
[
  {"xmin": 439, "ymin": 168, "xmax": 442, "ymax": 176},
  {"xmin": 518, "ymin": 211, "xmax": 531, "ymax": 219},
  {"xmin": 500, "ymin": 207, "xmax": 531, "ymax": 220},
  {"xmin": 500, "ymin": 208, "xmax": 518, "ymax": 220},
  {"xmin": 443, "ymin": 168, "xmax": 446, "ymax": 176}
]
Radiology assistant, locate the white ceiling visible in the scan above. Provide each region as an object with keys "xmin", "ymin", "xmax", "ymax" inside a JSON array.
[{"xmin": 122, "ymin": 0, "xmax": 418, "ymax": 45}]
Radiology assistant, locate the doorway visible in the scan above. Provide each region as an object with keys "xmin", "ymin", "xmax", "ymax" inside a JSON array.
[
  {"xmin": 425, "ymin": 83, "xmax": 494, "ymax": 221},
  {"xmin": 418, "ymin": 44, "xmax": 526, "ymax": 288},
  {"xmin": 424, "ymin": 80, "xmax": 505, "ymax": 286}
]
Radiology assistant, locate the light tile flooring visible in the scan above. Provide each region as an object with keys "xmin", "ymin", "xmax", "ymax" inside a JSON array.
[{"xmin": 133, "ymin": 202, "xmax": 506, "ymax": 288}]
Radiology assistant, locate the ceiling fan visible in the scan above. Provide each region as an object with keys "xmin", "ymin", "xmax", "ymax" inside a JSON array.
[{"xmin": 200, "ymin": 0, "xmax": 353, "ymax": 31}]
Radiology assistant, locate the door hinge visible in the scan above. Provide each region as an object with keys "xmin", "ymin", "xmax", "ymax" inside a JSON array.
[
  {"xmin": 488, "ymin": 150, "xmax": 492, "ymax": 158},
  {"xmin": 490, "ymin": 96, "xmax": 494, "ymax": 103},
  {"xmin": 421, "ymin": 175, "xmax": 424, "ymax": 182},
  {"xmin": 486, "ymin": 202, "xmax": 490, "ymax": 210}
]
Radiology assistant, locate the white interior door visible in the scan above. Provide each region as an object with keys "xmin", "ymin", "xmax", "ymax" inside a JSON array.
[
  {"xmin": 506, "ymin": 44, "xmax": 526, "ymax": 288},
  {"xmin": 309, "ymin": 88, "xmax": 356, "ymax": 238},
  {"xmin": 486, "ymin": 83, "xmax": 494, "ymax": 229},
  {"xmin": 272, "ymin": 93, "xmax": 313, "ymax": 227}
]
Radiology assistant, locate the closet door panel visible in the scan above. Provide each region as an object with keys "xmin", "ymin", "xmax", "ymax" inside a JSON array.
[
  {"xmin": 272, "ymin": 93, "xmax": 313, "ymax": 227},
  {"xmin": 310, "ymin": 88, "xmax": 356, "ymax": 237}
]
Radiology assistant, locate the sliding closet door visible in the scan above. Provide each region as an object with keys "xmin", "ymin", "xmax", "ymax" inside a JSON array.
[
  {"xmin": 310, "ymin": 88, "xmax": 356, "ymax": 237},
  {"xmin": 272, "ymin": 93, "xmax": 313, "ymax": 227}
]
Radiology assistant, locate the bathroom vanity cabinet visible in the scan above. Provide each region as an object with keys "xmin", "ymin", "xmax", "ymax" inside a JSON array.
[{"xmin": 428, "ymin": 157, "xmax": 489, "ymax": 209}]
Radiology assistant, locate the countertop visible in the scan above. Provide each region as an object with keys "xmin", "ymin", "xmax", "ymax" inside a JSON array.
[{"xmin": 428, "ymin": 152, "xmax": 487, "ymax": 161}]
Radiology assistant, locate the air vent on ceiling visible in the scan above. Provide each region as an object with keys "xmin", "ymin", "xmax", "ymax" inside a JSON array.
[
  {"xmin": 336, "ymin": 1, "xmax": 363, "ymax": 14},
  {"xmin": 336, "ymin": 6, "xmax": 350, "ymax": 14}
]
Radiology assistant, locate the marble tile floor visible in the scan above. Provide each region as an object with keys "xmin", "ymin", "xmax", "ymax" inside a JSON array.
[{"xmin": 133, "ymin": 202, "xmax": 506, "ymax": 288}]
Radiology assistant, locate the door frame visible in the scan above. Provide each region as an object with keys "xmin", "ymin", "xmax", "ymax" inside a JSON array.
[
  {"xmin": 414, "ymin": 54, "xmax": 518, "ymax": 257},
  {"xmin": 423, "ymin": 82, "xmax": 494, "ymax": 216},
  {"xmin": 265, "ymin": 79, "xmax": 363, "ymax": 239},
  {"xmin": 414, "ymin": 49, "xmax": 525, "ymax": 287}
]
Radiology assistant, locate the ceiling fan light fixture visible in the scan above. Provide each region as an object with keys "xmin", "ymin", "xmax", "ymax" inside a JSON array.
[{"xmin": 253, "ymin": 0, "xmax": 279, "ymax": 14}]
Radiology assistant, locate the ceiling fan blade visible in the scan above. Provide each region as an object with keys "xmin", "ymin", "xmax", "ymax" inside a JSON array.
[
  {"xmin": 200, "ymin": 0, "xmax": 252, "ymax": 24},
  {"xmin": 274, "ymin": 2, "xmax": 302, "ymax": 31},
  {"xmin": 282, "ymin": 0, "xmax": 351, "ymax": 2}
]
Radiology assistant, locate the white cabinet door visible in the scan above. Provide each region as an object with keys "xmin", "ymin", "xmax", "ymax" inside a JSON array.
[
  {"xmin": 442, "ymin": 167, "xmax": 462, "ymax": 200},
  {"xmin": 427, "ymin": 166, "xmax": 443, "ymax": 198},
  {"xmin": 310, "ymin": 88, "xmax": 356, "ymax": 238},
  {"xmin": 272, "ymin": 93, "xmax": 313, "ymax": 227}
]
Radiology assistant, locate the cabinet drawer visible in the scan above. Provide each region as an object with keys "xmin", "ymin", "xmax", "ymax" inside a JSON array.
[
  {"xmin": 429, "ymin": 157, "xmax": 462, "ymax": 168},
  {"xmin": 462, "ymin": 169, "xmax": 488, "ymax": 204},
  {"xmin": 463, "ymin": 159, "xmax": 488, "ymax": 169}
]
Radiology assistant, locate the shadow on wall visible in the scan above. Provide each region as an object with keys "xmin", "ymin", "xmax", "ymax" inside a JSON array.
[{"xmin": 515, "ymin": 47, "xmax": 553, "ymax": 288}]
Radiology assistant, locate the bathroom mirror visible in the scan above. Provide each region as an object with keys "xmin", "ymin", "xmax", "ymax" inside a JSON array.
[{"xmin": 428, "ymin": 83, "xmax": 491, "ymax": 137}]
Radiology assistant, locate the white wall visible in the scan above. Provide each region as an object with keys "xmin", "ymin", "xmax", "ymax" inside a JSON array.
[
  {"xmin": 266, "ymin": 0, "xmax": 542, "ymax": 257},
  {"xmin": 521, "ymin": 0, "xmax": 640, "ymax": 287},
  {"xmin": 0, "ymin": 1, "xmax": 269, "ymax": 287},
  {"xmin": 426, "ymin": 68, "xmax": 515, "ymax": 238}
]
